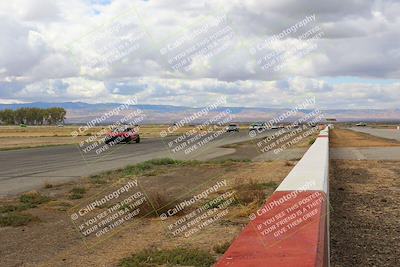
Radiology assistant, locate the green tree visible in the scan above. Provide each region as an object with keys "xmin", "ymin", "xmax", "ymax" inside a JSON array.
[
  {"xmin": 15, "ymin": 108, "xmax": 29, "ymax": 124},
  {"xmin": 0, "ymin": 107, "xmax": 67, "ymax": 125},
  {"xmin": 0, "ymin": 109, "xmax": 15, "ymax": 124},
  {"xmin": 47, "ymin": 107, "xmax": 66, "ymax": 124}
]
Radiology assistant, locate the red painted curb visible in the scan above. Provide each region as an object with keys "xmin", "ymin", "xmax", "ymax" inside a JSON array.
[{"xmin": 216, "ymin": 191, "xmax": 328, "ymax": 267}]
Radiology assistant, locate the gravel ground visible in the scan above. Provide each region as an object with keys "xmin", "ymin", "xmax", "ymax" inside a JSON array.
[{"xmin": 330, "ymin": 160, "xmax": 400, "ymax": 267}]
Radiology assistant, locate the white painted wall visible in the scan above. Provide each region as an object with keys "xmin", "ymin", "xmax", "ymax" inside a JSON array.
[{"xmin": 276, "ymin": 127, "xmax": 329, "ymax": 193}]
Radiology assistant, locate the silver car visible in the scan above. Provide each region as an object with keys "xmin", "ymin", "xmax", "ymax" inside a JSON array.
[{"xmin": 226, "ymin": 124, "xmax": 240, "ymax": 132}]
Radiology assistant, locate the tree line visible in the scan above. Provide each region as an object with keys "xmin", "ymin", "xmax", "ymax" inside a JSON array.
[{"xmin": 0, "ymin": 107, "xmax": 66, "ymax": 125}]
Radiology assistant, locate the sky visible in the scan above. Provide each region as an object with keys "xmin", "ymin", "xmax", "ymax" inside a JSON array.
[{"xmin": 0, "ymin": 0, "xmax": 399, "ymax": 109}]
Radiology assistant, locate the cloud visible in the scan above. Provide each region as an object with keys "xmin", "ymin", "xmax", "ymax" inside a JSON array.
[
  {"xmin": 0, "ymin": 0, "xmax": 61, "ymax": 22},
  {"xmin": 3, "ymin": 76, "xmax": 398, "ymax": 110},
  {"xmin": 0, "ymin": 0, "xmax": 399, "ymax": 109},
  {"xmin": 0, "ymin": 17, "xmax": 48, "ymax": 77}
]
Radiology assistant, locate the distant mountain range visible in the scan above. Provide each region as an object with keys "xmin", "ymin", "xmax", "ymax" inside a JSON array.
[{"xmin": 0, "ymin": 102, "xmax": 399, "ymax": 124}]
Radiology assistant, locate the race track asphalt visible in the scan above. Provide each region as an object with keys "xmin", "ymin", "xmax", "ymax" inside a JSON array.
[{"xmin": 0, "ymin": 131, "xmax": 270, "ymax": 196}]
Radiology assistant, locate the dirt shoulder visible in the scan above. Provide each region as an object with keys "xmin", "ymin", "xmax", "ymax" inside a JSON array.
[
  {"xmin": 213, "ymin": 130, "xmax": 317, "ymax": 161},
  {"xmin": 330, "ymin": 128, "xmax": 400, "ymax": 148},
  {"xmin": 330, "ymin": 160, "xmax": 400, "ymax": 267},
  {"xmin": 0, "ymin": 158, "xmax": 296, "ymax": 267},
  {"xmin": 0, "ymin": 136, "xmax": 88, "ymax": 150},
  {"xmin": 330, "ymin": 126, "xmax": 400, "ymax": 266}
]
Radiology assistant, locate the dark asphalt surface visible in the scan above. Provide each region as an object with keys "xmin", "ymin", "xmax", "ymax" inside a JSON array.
[{"xmin": 0, "ymin": 131, "xmax": 271, "ymax": 196}]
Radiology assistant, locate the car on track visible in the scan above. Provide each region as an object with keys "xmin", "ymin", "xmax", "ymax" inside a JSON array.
[
  {"xmin": 226, "ymin": 124, "xmax": 240, "ymax": 132},
  {"xmin": 356, "ymin": 122, "xmax": 367, "ymax": 127},
  {"xmin": 249, "ymin": 122, "xmax": 266, "ymax": 131},
  {"xmin": 105, "ymin": 126, "xmax": 140, "ymax": 144}
]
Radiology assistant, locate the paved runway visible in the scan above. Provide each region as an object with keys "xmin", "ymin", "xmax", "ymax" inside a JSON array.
[
  {"xmin": 0, "ymin": 131, "xmax": 271, "ymax": 196},
  {"xmin": 349, "ymin": 127, "xmax": 400, "ymax": 141}
]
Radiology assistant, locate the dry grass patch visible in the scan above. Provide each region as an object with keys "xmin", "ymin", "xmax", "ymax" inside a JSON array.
[
  {"xmin": 213, "ymin": 240, "xmax": 232, "ymax": 254},
  {"xmin": 0, "ymin": 158, "xmax": 296, "ymax": 266},
  {"xmin": 119, "ymin": 247, "xmax": 215, "ymax": 267},
  {"xmin": 0, "ymin": 191, "xmax": 50, "ymax": 227},
  {"xmin": 68, "ymin": 187, "xmax": 87, "ymax": 199},
  {"xmin": 0, "ymin": 212, "xmax": 36, "ymax": 227},
  {"xmin": 330, "ymin": 128, "xmax": 400, "ymax": 148}
]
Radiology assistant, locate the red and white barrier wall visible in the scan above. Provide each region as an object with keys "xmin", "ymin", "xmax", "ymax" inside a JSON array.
[{"xmin": 216, "ymin": 127, "xmax": 330, "ymax": 267}]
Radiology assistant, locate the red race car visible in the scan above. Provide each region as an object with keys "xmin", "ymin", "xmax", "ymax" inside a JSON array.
[{"xmin": 105, "ymin": 126, "xmax": 140, "ymax": 145}]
